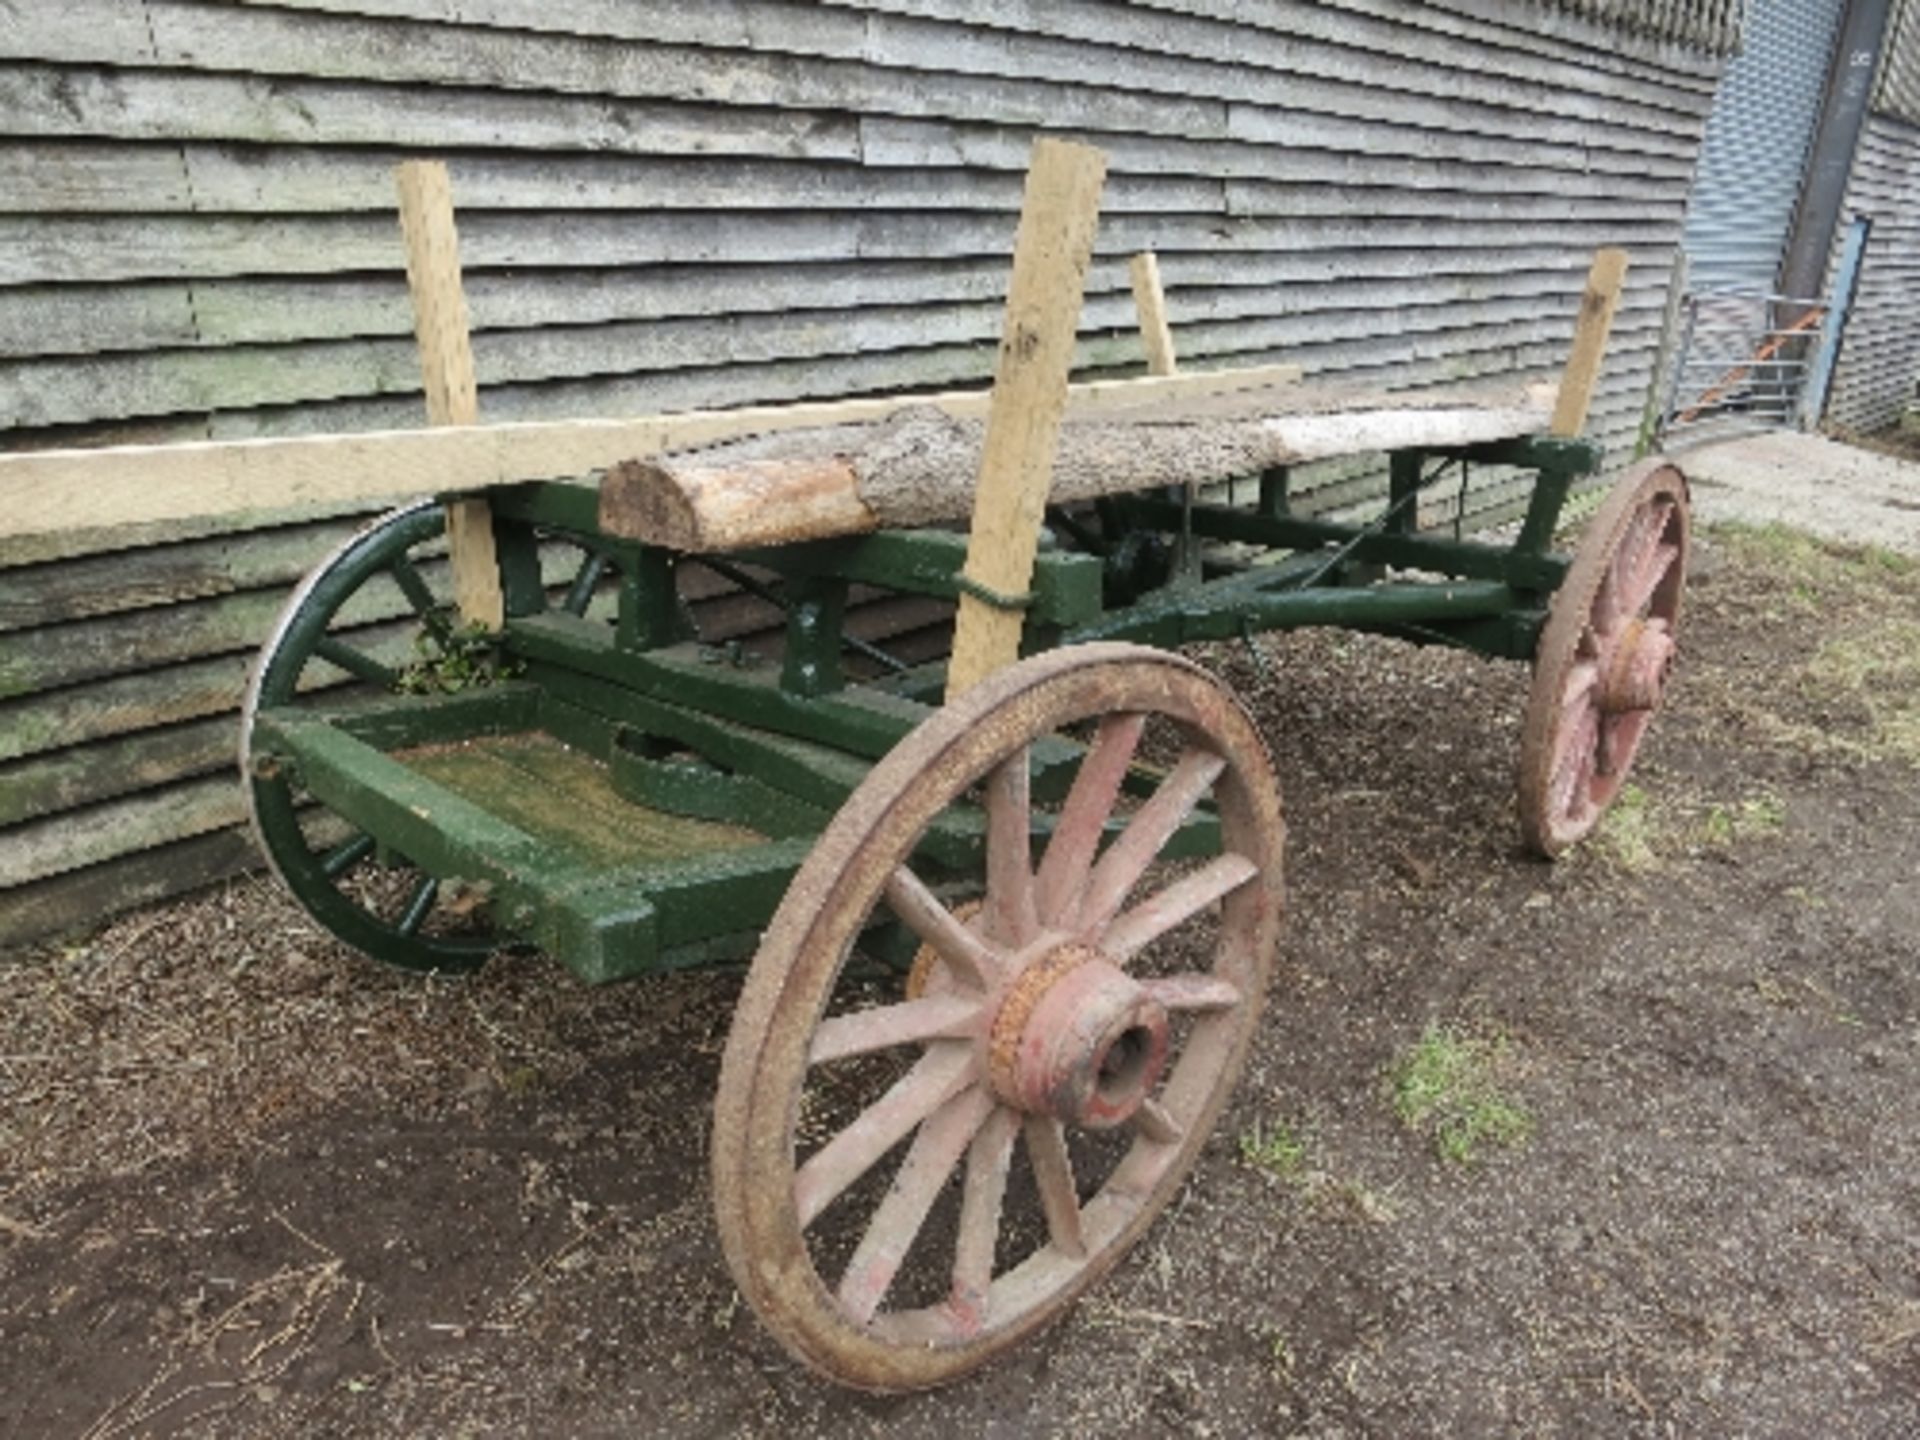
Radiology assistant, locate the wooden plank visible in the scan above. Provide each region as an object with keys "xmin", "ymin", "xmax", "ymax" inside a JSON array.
[
  {"xmin": 0, "ymin": 285, "xmax": 1670, "ymax": 429},
  {"xmin": 240, "ymin": 0, "xmax": 1716, "ymax": 113},
  {"xmin": 180, "ymin": 0, "xmax": 1720, "ymax": 144},
  {"xmin": 0, "ymin": 0, "xmax": 158, "ymax": 63},
  {"xmin": 836, "ymin": 0, "xmax": 1715, "ymax": 112},
  {"xmin": 946, "ymin": 138, "xmax": 1108, "ymax": 700},
  {"xmin": 1129, "ymin": 252, "xmax": 1179, "ymax": 377},
  {"xmin": 395, "ymin": 159, "xmax": 504, "ymax": 630},
  {"xmin": 1550, "ymin": 247, "xmax": 1628, "ymax": 438},
  {"xmin": 0, "ymin": 715, "xmax": 235, "ymax": 828},
  {"xmin": 0, "ymin": 827, "xmax": 257, "ymax": 951},
  {"xmin": 0, "ymin": 66, "xmax": 862, "ymax": 161},
  {"xmin": 0, "ymin": 140, "xmax": 1690, "ymax": 218},
  {"xmin": 0, "ymin": 252, "xmax": 1669, "ymax": 359},
  {"xmin": 229, "ymin": 0, "xmax": 871, "ymax": 58},
  {"xmin": 162, "ymin": 307, "xmax": 1661, "ymax": 452},
  {"xmin": 861, "ymin": 115, "xmax": 1695, "ymax": 189},
  {"xmin": 0, "ymin": 517, "xmax": 363, "ymax": 630},
  {"xmin": 0, "ymin": 773, "xmax": 242, "ymax": 890},
  {"xmin": 0, "ymin": 204, "xmax": 1691, "ymax": 285},
  {"xmin": 134, "ymin": 3, "xmax": 1228, "ymax": 144},
  {"xmin": 857, "ymin": 12, "xmax": 1698, "ymax": 160},
  {"xmin": 0, "ymin": 361, "xmax": 1303, "ymax": 544}
]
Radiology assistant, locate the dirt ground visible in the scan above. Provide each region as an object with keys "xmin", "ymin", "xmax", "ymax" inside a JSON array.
[{"xmin": 5, "ymin": 508, "xmax": 1920, "ymax": 1437}]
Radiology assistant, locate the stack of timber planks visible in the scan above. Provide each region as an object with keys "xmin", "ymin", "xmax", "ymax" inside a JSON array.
[{"xmin": 0, "ymin": 0, "xmax": 1729, "ymax": 945}]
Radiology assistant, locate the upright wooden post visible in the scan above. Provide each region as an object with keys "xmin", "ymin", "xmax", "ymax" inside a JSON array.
[
  {"xmin": 1130, "ymin": 250, "xmax": 1204, "ymax": 580},
  {"xmin": 395, "ymin": 159, "xmax": 504, "ymax": 630},
  {"xmin": 1550, "ymin": 247, "xmax": 1629, "ymax": 439},
  {"xmin": 945, "ymin": 139, "xmax": 1108, "ymax": 701},
  {"xmin": 1128, "ymin": 252, "xmax": 1178, "ymax": 379}
]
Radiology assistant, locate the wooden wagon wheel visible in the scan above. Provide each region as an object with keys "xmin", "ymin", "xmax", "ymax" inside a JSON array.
[
  {"xmin": 1518, "ymin": 458, "xmax": 1690, "ymax": 856},
  {"xmin": 240, "ymin": 501, "xmax": 612, "ymax": 971},
  {"xmin": 712, "ymin": 643, "xmax": 1285, "ymax": 1390}
]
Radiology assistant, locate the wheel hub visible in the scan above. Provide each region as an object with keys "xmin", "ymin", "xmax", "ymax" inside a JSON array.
[
  {"xmin": 988, "ymin": 944, "xmax": 1171, "ymax": 1128},
  {"xmin": 1600, "ymin": 618, "xmax": 1676, "ymax": 714}
]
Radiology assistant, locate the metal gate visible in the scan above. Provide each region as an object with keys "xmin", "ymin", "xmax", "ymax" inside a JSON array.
[{"xmin": 1657, "ymin": 217, "xmax": 1873, "ymax": 441}]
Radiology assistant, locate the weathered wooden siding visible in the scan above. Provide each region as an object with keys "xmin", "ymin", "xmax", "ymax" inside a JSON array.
[
  {"xmin": 1824, "ymin": 6, "xmax": 1920, "ymax": 434},
  {"xmin": 0, "ymin": 0, "xmax": 1726, "ymax": 946}
]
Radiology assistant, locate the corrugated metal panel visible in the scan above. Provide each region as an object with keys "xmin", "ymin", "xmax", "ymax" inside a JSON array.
[
  {"xmin": 0, "ymin": 0, "xmax": 1727, "ymax": 944},
  {"xmin": 1876, "ymin": 0, "xmax": 1920, "ymax": 124},
  {"xmin": 1544, "ymin": 0, "xmax": 1746, "ymax": 54},
  {"xmin": 1684, "ymin": 0, "xmax": 1845, "ymax": 294},
  {"xmin": 1824, "ymin": 109, "xmax": 1920, "ymax": 429}
]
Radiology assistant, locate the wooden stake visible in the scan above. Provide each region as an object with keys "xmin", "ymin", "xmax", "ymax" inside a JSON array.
[
  {"xmin": 1550, "ymin": 247, "xmax": 1629, "ymax": 439},
  {"xmin": 1128, "ymin": 252, "xmax": 1178, "ymax": 378},
  {"xmin": 395, "ymin": 159, "xmax": 504, "ymax": 630},
  {"xmin": 945, "ymin": 138, "xmax": 1107, "ymax": 700},
  {"xmin": 1130, "ymin": 249, "xmax": 1204, "ymax": 580}
]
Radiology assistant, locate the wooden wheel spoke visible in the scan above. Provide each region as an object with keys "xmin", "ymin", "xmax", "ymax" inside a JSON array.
[
  {"xmin": 1099, "ymin": 852, "xmax": 1259, "ymax": 962},
  {"xmin": 1622, "ymin": 537, "xmax": 1679, "ymax": 618},
  {"xmin": 1595, "ymin": 507, "xmax": 1652, "ymax": 627},
  {"xmin": 1023, "ymin": 1116, "xmax": 1086, "ymax": 1260},
  {"xmin": 1034, "ymin": 712, "xmax": 1146, "ymax": 926},
  {"xmin": 984, "ymin": 748, "xmax": 1039, "ymax": 947},
  {"xmin": 313, "ymin": 635, "xmax": 397, "ymax": 688},
  {"xmin": 319, "ymin": 831, "xmax": 376, "ymax": 880},
  {"xmin": 1549, "ymin": 706, "xmax": 1600, "ymax": 817},
  {"xmin": 950, "ymin": 1105, "xmax": 1020, "ymax": 1327},
  {"xmin": 1561, "ymin": 659, "xmax": 1600, "ymax": 717},
  {"xmin": 1140, "ymin": 973, "xmax": 1244, "ymax": 1014},
  {"xmin": 836, "ymin": 1087, "xmax": 996, "ymax": 1326},
  {"xmin": 809, "ymin": 994, "xmax": 983, "ymax": 1066},
  {"xmin": 1134, "ymin": 1099, "xmax": 1182, "ymax": 1146},
  {"xmin": 794, "ymin": 1043, "xmax": 975, "ymax": 1229},
  {"xmin": 884, "ymin": 867, "xmax": 998, "ymax": 991},
  {"xmin": 386, "ymin": 557, "xmax": 446, "ymax": 630},
  {"xmin": 396, "ymin": 875, "xmax": 438, "ymax": 937},
  {"xmin": 1075, "ymin": 749, "xmax": 1227, "ymax": 935},
  {"xmin": 563, "ymin": 551, "xmax": 609, "ymax": 617}
]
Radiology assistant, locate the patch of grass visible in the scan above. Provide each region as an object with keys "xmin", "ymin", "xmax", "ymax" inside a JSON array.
[
  {"xmin": 1238, "ymin": 1116, "xmax": 1311, "ymax": 1184},
  {"xmin": 1390, "ymin": 1024, "xmax": 1532, "ymax": 1165},
  {"xmin": 1701, "ymin": 524, "xmax": 1920, "ymax": 767},
  {"xmin": 1331, "ymin": 1178, "xmax": 1400, "ymax": 1225},
  {"xmin": 1699, "ymin": 791, "xmax": 1787, "ymax": 847},
  {"xmin": 1593, "ymin": 783, "xmax": 1660, "ymax": 870},
  {"xmin": 1715, "ymin": 521, "xmax": 1913, "ymax": 586},
  {"xmin": 1806, "ymin": 619, "xmax": 1920, "ymax": 766},
  {"xmin": 1594, "ymin": 785, "xmax": 1786, "ymax": 868}
]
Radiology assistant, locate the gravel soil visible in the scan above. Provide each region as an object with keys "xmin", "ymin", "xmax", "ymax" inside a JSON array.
[{"xmin": 3, "ymin": 520, "xmax": 1918, "ymax": 1438}]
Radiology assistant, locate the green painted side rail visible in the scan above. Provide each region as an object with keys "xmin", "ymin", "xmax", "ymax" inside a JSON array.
[{"xmin": 252, "ymin": 708, "xmax": 811, "ymax": 983}]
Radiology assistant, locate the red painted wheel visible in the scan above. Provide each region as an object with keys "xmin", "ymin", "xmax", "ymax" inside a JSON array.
[
  {"xmin": 1519, "ymin": 458, "xmax": 1690, "ymax": 856},
  {"xmin": 711, "ymin": 644, "xmax": 1285, "ymax": 1390}
]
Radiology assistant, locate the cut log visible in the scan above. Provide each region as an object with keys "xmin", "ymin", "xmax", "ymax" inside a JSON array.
[{"xmin": 598, "ymin": 377, "xmax": 1557, "ymax": 552}]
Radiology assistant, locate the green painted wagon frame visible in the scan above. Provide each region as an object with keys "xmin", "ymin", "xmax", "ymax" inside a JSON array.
[
  {"xmin": 1, "ymin": 146, "xmax": 1690, "ymax": 1392},
  {"xmin": 237, "ymin": 299, "xmax": 1688, "ymax": 1397}
]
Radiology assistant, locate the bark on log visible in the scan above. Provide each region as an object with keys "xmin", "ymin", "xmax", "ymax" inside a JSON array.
[{"xmin": 599, "ymin": 377, "xmax": 1556, "ymax": 552}]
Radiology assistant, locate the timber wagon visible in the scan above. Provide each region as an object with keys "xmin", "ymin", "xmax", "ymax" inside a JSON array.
[{"xmin": 9, "ymin": 143, "xmax": 1690, "ymax": 1390}]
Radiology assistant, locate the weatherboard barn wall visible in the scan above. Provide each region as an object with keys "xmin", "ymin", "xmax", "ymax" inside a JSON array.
[
  {"xmin": 0, "ymin": 0, "xmax": 1731, "ymax": 945},
  {"xmin": 1824, "ymin": 0, "xmax": 1920, "ymax": 433}
]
